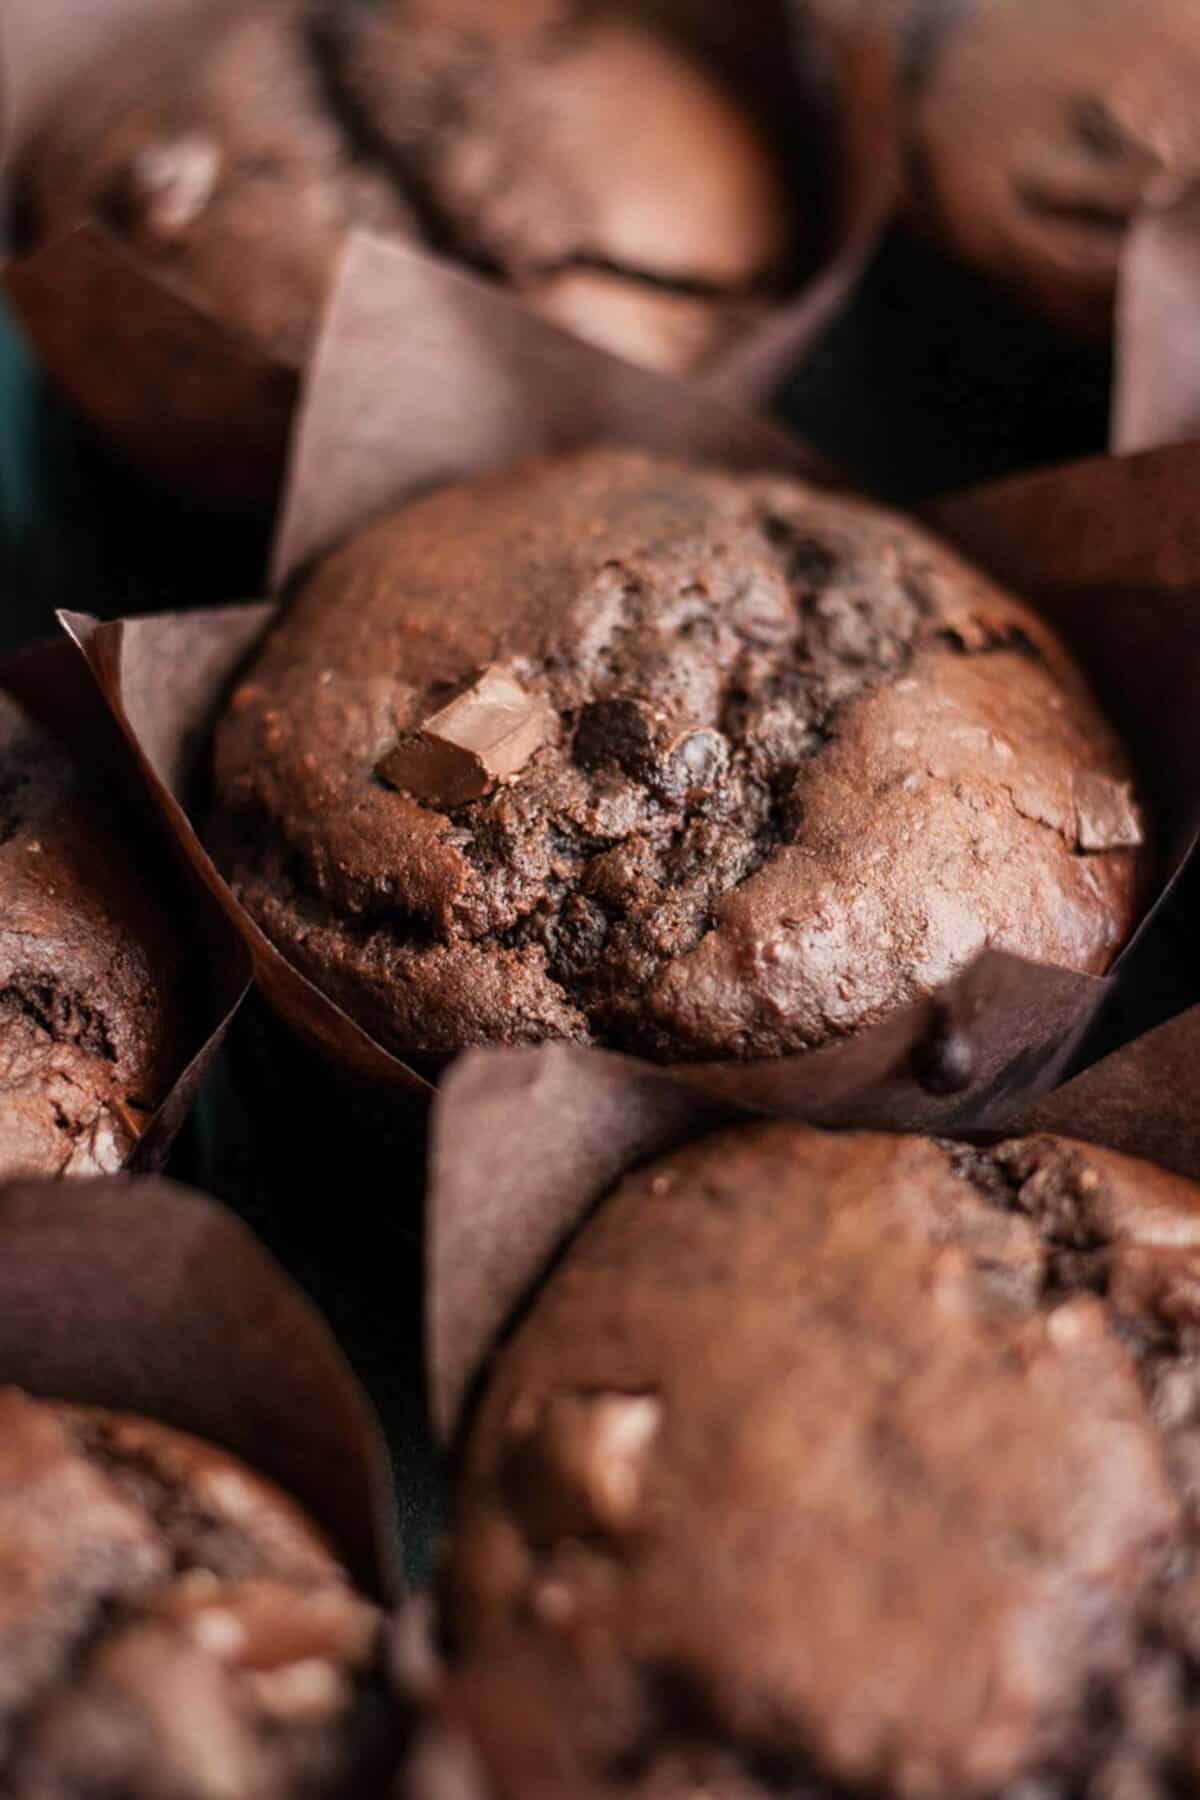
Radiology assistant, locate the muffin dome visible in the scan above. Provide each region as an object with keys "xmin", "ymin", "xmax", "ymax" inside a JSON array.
[
  {"xmin": 211, "ymin": 448, "xmax": 1143, "ymax": 1064},
  {"xmin": 448, "ymin": 1124, "xmax": 1200, "ymax": 1797}
]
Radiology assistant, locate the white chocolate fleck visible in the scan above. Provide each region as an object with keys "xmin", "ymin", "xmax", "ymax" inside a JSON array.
[{"xmin": 129, "ymin": 134, "xmax": 221, "ymax": 236}]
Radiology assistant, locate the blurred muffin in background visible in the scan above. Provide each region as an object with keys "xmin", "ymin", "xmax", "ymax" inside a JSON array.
[
  {"xmin": 0, "ymin": 1385, "xmax": 391, "ymax": 1796},
  {"xmin": 15, "ymin": 0, "xmax": 798, "ymax": 380},
  {"xmin": 0, "ymin": 692, "xmax": 186, "ymax": 1179},
  {"xmin": 905, "ymin": 0, "xmax": 1200, "ymax": 337}
]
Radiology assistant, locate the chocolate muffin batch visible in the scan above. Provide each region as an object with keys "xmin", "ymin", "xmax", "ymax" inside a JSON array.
[{"xmin": 4, "ymin": 0, "xmax": 1200, "ymax": 1794}]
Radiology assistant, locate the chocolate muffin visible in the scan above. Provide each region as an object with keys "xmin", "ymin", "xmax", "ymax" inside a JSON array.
[
  {"xmin": 210, "ymin": 448, "xmax": 1144, "ymax": 1065},
  {"xmin": 905, "ymin": 0, "xmax": 1200, "ymax": 338},
  {"xmin": 446, "ymin": 1123, "xmax": 1200, "ymax": 1798},
  {"xmin": 0, "ymin": 694, "xmax": 185, "ymax": 1180},
  {"xmin": 16, "ymin": 0, "xmax": 796, "ymax": 380},
  {"xmin": 0, "ymin": 1387, "xmax": 391, "ymax": 1795}
]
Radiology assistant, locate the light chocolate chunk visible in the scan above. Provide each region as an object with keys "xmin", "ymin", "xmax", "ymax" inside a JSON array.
[
  {"xmin": 377, "ymin": 668, "xmax": 556, "ymax": 809},
  {"xmin": 1073, "ymin": 770, "xmax": 1145, "ymax": 852},
  {"xmin": 124, "ymin": 135, "xmax": 223, "ymax": 240}
]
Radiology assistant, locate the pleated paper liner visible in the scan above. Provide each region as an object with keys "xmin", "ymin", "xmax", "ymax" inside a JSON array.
[
  {"xmin": 0, "ymin": 1169, "xmax": 399, "ymax": 1593},
  {"xmin": 1114, "ymin": 178, "xmax": 1200, "ymax": 454},
  {"xmin": 426, "ymin": 1000, "xmax": 1200, "ymax": 1445},
  {"xmin": 48, "ymin": 231, "xmax": 1200, "ymax": 1198},
  {"xmin": 0, "ymin": 0, "xmax": 898, "ymax": 510},
  {"xmin": 0, "ymin": 631, "xmax": 250, "ymax": 1173}
]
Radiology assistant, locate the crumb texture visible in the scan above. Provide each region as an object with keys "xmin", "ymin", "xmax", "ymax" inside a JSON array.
[
  {"xmin": 448, "ymin": 1125, "xmax": 1200, "ymax": 1798},
  {"xmin": 0, "ymin": 696, "xmax": 184, "ymax": 1181},
  {"xmin": 0, "ymin": 1392, "xmax": 390, "ymax": 1798},
  {"xmin": 211, "ymin": 448, "xmax": 1143, "ymax": 1064}
]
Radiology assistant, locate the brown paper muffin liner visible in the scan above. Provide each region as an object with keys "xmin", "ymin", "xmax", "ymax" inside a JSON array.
[
  {"xmin": 54, "ymin": 231, "xmax": 1200, "ymax": 1167},
  {"xmin": 0, "ymin": 1169, "xmax": 400, "ymax": 1591},
  {"xmin": 0, "ymin": 0, "xmax": 897, "ymax": 509},
  {"xmin": 1114, "ymin": 181, "xmax": 1200, "ymax": 454},
  {"xmin": 427, "ymin": 1003, "xmax": 1200, "ymax": 1439},
  {"xmin": 0, "ymin": 632, "xmax": 250, "ymax": 1172}
]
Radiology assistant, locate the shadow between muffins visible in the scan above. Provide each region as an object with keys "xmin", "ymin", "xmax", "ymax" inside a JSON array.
[
  {"xmin": 45, "ymin": 230, "xmax": 1200, "ymax": 1166},
  {"xmin": 0, "ymin": 0, "xmax": 897, "ymax": 511}
]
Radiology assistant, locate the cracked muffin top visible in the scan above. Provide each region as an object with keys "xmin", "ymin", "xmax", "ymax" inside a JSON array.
[
  {"xmin": 445, "ymin": 1124, "xmax": 1200, "ymax": 1799},
  {"xmin": 210, "ymin": 448, "xmax": 1144, "ymax": 1065},
  {"xmin": 0, "ymin": 695, "xmax": 185, "ymax": 1179},
  {"xmin": 905, "ymin": 0, "xmax": 1200, "ymax": 339},
  {"xmin": 17, "ymin": 0, "xmax": 796, "ymax": 380},
  {"xmin": 0, "ymin": 1386, "xmax": 392, "ymax": 1797}
]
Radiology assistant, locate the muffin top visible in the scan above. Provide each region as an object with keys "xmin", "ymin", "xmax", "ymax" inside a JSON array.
[
  {"xmin": 0, "ymin": 694, "xmax": 185, "ymax": 1179},
  {"xmin": 211, "ymin": 448, "xmax": 1143, "ymax": 1064},
  {"xmin": 0, "ymin": 1390, "xmax": 390, "ymax": 1797},
  {"xmin": 448, "ymin": 1124, "xmax": 1200, "ymax": 1798},
  {"xmin": 18, "ymin": 0, "xmax": 795, "ymax": 377},
  {"xmin": 906, "ymin": 0, "xmax": 1200, "ymax": 337}
]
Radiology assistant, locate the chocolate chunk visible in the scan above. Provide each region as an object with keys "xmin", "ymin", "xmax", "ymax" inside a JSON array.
[
  {"xmin": 912, "ymin": 1004, "xmax": 976, "ymax": 1095},
  {"xmin": 500, "ymin": 1392, "xmax": 662, "ymax": 1542},
  {"xmin": 1071, "ymin": 94, "xmax": 1137, "ymax": 161},
  {"xmin": 125, "ymin": 135, "xmax": 222, "ymax": 239},
  {"xmin": 1073, "ymin": 771, "xmax": 1145, "ymax": 852},
  {"xmin": 573, "ymin": 700, "xmax": 728, "ymax": 801},
  {"xmin": 377, "ymin": 668, "xmax": 554, "ymax": 810},
  {"xmin": 661, "ymin": 728, "xmax": 729, "ymax": 800}
]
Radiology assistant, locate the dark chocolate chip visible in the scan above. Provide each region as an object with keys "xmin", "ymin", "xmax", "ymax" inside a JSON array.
[
  {"xmin": 1071, "ymin": 95, "xmax": 1137, "ymax": 162},
  {"xmin": 572, "ymin": 698, "xmax": 658, "ymax": 782},
  {"xmin": 573, "ymin": 700, "xmax": 729, "ymax": 804},
  {"xmin": 912, "ymin": 1006, "xmax": 976, "ymax": 1095}
]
